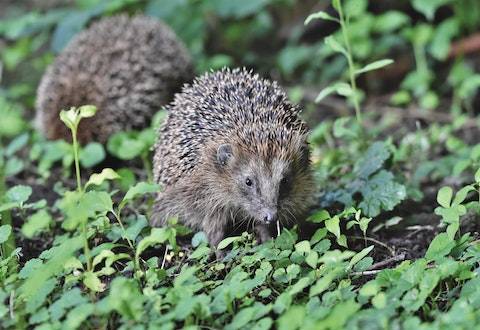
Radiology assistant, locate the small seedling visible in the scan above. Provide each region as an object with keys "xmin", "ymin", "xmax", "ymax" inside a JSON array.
[
  {"xmin": 59, "ymin": 105, "xmax": 97, "ymax": 192},
  {"xmin": 305, "ymin": 0, "xmax": 393, "ymax": 124}
]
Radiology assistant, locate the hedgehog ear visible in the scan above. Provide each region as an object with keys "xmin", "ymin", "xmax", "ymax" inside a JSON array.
[{"xmin": 217, "ymin": 144, "xmax": 233, "ymax": 166}]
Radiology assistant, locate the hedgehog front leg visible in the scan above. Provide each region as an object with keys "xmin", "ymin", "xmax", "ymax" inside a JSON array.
[
  {"xmin": 255, "ymin": 223, "xmax": 272, "ymax": 243},
  {"xmin": 202, "ymin": 217, "xmax": 227, "ymax": 259}
]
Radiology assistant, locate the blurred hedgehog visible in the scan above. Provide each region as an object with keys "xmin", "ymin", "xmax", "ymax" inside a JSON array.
[
  {"xmin": 36, "ymin": 14, "xmax": 193, "ymax": 143},
  {"xmin": 152, "ymin": 68, "xmax": 314, "ymax": 254}
]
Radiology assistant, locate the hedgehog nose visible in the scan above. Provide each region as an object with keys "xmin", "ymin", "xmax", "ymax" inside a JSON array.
[{"xmin": 263, "ymin": 210, "xmax": 277, "ymax": 224}]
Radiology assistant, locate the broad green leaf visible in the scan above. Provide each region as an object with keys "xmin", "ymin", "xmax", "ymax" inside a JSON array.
[
  {"xmin": 92, "ymin": 250, "xmax": 115, "ymax": 268},
  {"xmin": 0, "ymin": 225, "xmax": 12, "ymax": 244},
  {"xmin": 59, "ymin": 108, "xmax": 76, "ymax": 130},
  {"xmin": 354, "ymin": 141, "xmax": 390, "ymax": 178},
  {"xmin": 372, "ymin": 292, "xmax": 387, "ymax": 309},
  {"xmin": 475, "ymin": 168, "xmax": 480, "ymax": 183},
  {"xmin": 192, "ymin": 231, "xmax": 208, "ymax": 247},
  {"xmin": 359, "ymin": 281, "xmax": 379, "ymax": 297},
  {"xmin": 304, "ymin": 11, "xmax": 338, "ymax": 25},
  {"xmin": 80, "ymin": 142, "xmax": 105, "ymax": 168},
  {"xmin": 324, "ymin": 36, "xmax": 347, "ymax": 56},
  {"xmin": 83, "ymin": 271, "xmax": 104, "ymax": 292},
  {"xmin": 78, "ymin": 105, "xmax": 97, "ymax": 118},
  {"xmin": 6, "ymin": 133, "xmax": 29, "ymax": 156},
  {"xmin": 85, "ymin": 168, "xmax": 119, "ymax": 188},
  {"xmin": 412, "ymin": 0, "xmax": 453, "ymax": 20},
  {"xmin": 359, "ymin": 170, "xmax": 406, "ymax": 217},
  {"xmin": 135, "ymin": 227, "xmax": 171, "ymax": 263},
  {"xmin": 334, "ymin": 82, "xmax": 353, "ymax": 97},
  {"xmin": 6, "ymin": 185, "xmax": 32, "ymax": 205},
  {"xmin": 21, "ymin": 210, "xmax": 52, "ymax": 238},
  {"xmin": 349, "ymin": 245, "xmax": 374, "ymax": 269},
  {"xmin": 437, "ymin": 186, "xmax": 453, "ymax": 208},
  {"xmin": 295, "ymin": 240, "xmax": 311, "ymax": 254},
  {"xmin": 325, "ymin": 216, "xmax": 340, "ymax": 238},
  {"xmin": 315, "ymin": 85, "xmax": 337, "ymax": 103},
  {"xmin": 446, "ymin": 222, "xmax": 459, "ymax": 240},
  {"xmin": 107, "ymin": 277, "xmax": 144, "ymax": 321},
  {"xmin": 19, "ymin": 236, "xmax": 83, "ymax": 298},
  {"xmin": 189, "ymin": 245, "xmax": 211, "ymax": 260},
  {"xmin": 337, "ymin": 234, "xmax": 347, "ymax": 248},
  {"xmin": 305, "ymin": 250, "xmax": 318, "ymax": 269},
  {"xmin": 425, "ymin": 233, "xmax": 455, "ymax": 260},
  {"xmin": 453, "ymin": 185, "xmax": 474, "ymax": 205},
  {"xmin": 120, "ymin": 182, "xmax": 160, "ymax": 208},
  {"xmin": 355, "ymin": 59, "xmax": 394, "ymax": 75},
  {"xmin": 217, "ymin": 236, "xmax": 242, "ymax": 250}
]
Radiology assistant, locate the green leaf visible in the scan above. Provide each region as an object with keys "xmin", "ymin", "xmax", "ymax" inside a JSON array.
[
  {"xmin": 305, "ymin": 250, "xmax": 318, "ymax": 269},
  {"xmin": 107, "ymin": 132, "xmax": 146, "ymax": 160},
  {"xmin": 315, "ymin": 85, "xmax": 337, "ymax": 103},
  {"xmin": 189, "ymin": 245, "xmax": 211, "ymax": 260},
  {"xmin": 83, "ymin": 271, "xmax": 104, "ymax": 292},
  {"xmin": 78, "ymin": 105, "xmax": 97, "ymax": 118},
  {"xmin": 446, "ymin": 222, "xmax": 459, "ymax": 240},
  {"xmin": 355, "ymin": 59, "xmax": 394, "ymax": 75},
  {"xmin": 373, "ymin": 11, "xmax": 410, "ymax": 32},
  {"xmin": 349, "ymin": 245, "xmax": 374, "ymax": 269},
  {"xmin": 135, "ymin": 227, "xmax": 171, "ymax": 263},
  {"xmin": 120, "ymin": 182, "xmax": 160, "ymax": 208},
  {"xmin": 372, "ymin": 292, "xmax": 387, "ymax": 309},
  {"xmin": 80, "ymin": 142, "xmax": 105, "ymax": 168},
  {"xmin": 21, "ymin": 210, "xmax": 52, "ymax": 238},
  {"xmin": 217, "ymin": 236, "xmax": 242, "ymax": 250},
  {"xmin": 6, "ymin": 185, "xmax": 32, "ymax": 205},
  {"xmin": 59, "ymin": 107, "xmax": 77, "ymax": 130},
  {"xmin": 453, "ymin": 185, "xmax": 475, "ymax": 205},
  {"xmin": 334, "ymin": 82, "xmax": 353, "ymax": 97},
  {"xmin": 315, "ymin": 82, "xmax": 354, "ymax": 103},
  {"xmin": 475, "ymin": 168, "xmax": 480, "ymax": 183},
  {"xmin": 324, "ymin": 36, "xmax": 347, "ymax": 56},
  {"xmin": 437, "ymin": 186, "xmax": 453, "ymax": 208},
  {"xmin": 107, "ymin": 277, "xmax": 144, "ymax": 321},
  {"xmin": 295, "ymin": 240, "xmax": 311, "ymax": 254},
  {"xmin": 304, "ymin": 11, "xmax": 339, "ymax": 25},
  {"xmin": 354, "ymin": 141, "xmax": 390, "ymax": 178},
  {"xmin": 0, "ymin": 225, "xmax": 12, "ymax": 244},
  {"xmin": 85, "ymin": 168, "xmax": 119, "ymax": 188},
  {"xmin": 425, "ymin": 233, "xmax": 455, "ymax": 260},
  {"xmin": 6, "ymin": 133, "xmax": 29, "ymax": 156},
  {"xmin": 325, "ymin": 216, "xmax": 340, "ymax": 239},
  {"xmin": 412, "ymin": 0, "xmax": 453, "ymax": 20},
  {"xmin": 359, "ymin": 170, "xmax": 406, "ymax": 217},
  {"xmin": 19, "ymin": 236, "xmax": 83, "ymax": 298}
]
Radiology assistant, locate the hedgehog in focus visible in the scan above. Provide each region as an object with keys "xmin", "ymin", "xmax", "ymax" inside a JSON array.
[
  {"xmin": 36, "ymin": 14, "xmax": 193, "ymax": 144},
  {"xmin": 153, "ymin": 68, "xmax": 314, "ymax": 254}
]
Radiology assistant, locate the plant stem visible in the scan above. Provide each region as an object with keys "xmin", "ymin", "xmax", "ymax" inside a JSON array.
[
  {"xmin": 83, "ymin": 221, "xmax": 92, "ymax": 272},
  {"xmin": 72, "ymin": 129, "xmax": 82, "ymax": 192},
  {"xmin": 141, "ymin": 152, "xmax": 153, "ymax": 183},
  {"xmin": 70, "ymin": 126, "xmax": 91, "ymax": 270},
  {"xmin": 0, "ymin": 166, "xmax": 17, "ymax": 266},
  {"xmin": 337, "ymin": 1, "xmax": 362, "ymax": 124},
  {"xmin": 113, "ymin": 210, "xmax": 134, "ymax": 250}
]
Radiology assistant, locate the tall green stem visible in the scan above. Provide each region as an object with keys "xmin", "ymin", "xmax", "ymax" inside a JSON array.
[
  {"xmin": 72, "ymin": 129, "xmax": 82, "ymax": 192},
  {"xmin": 70, "ymin": 126, "xmax": 91, "ymax": 271},
  {"xmin": 0, "ymin": 167, "xmax": 16, "ymax": 262},
  {"xmin": 338, "ymin": 2, "xmax": 362, "ymax": 124}
]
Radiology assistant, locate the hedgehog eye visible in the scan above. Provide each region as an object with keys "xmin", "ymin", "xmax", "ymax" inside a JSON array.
[
  {"xmin": 279, "ymin": 176, "xmax": 291, "ymax": 199},
  {"xmin": 245, "ymin": 178, "xmax": 253, "ymax": 187}
]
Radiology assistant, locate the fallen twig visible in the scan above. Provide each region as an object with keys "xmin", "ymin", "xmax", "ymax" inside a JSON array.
[
  {"xmin": 348, "ymin": 236, "xmax": 396, "ymax": 256},
  {"xmin": 367, "ymin": 253, "xmax": 406, "ymax": 271}
]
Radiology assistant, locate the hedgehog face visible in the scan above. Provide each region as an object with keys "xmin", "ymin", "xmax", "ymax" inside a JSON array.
[{"xmin": 216, "ymin": 143, "xmax": 304, "ymax": 225}]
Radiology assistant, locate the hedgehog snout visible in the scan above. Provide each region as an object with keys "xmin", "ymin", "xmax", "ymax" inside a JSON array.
[{"xmin": 261, "ymin": 208, "xmax": 277, "ymax": 224}]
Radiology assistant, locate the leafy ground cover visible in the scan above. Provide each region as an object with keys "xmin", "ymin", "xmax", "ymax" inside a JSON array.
[{"xmin": 1, "ymin": 0, "xmax": 480, "ymax": 329}]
